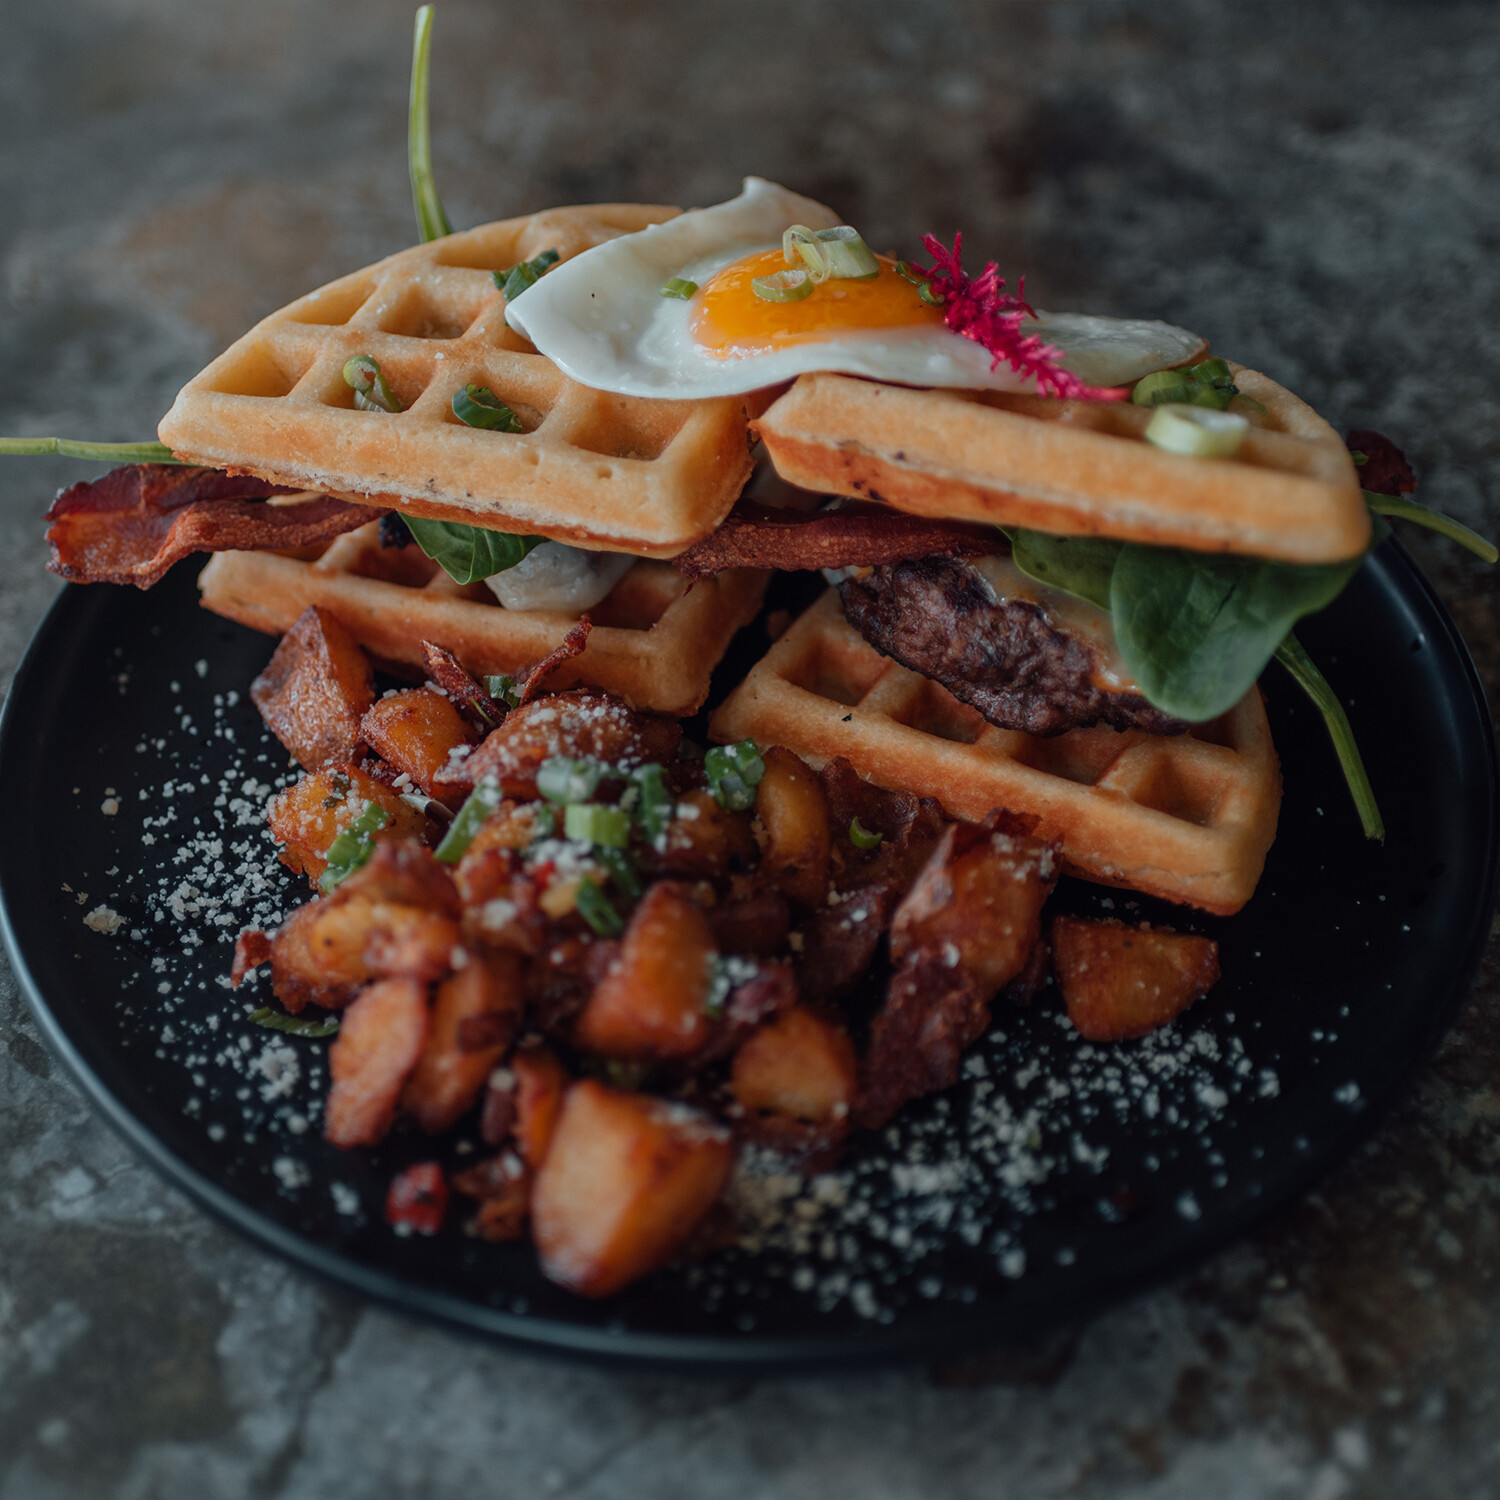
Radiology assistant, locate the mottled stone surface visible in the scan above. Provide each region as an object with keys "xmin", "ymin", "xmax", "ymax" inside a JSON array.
[{"xmin": 3, "ymin": 2, "xmax": 1500, "ymax": 1495}]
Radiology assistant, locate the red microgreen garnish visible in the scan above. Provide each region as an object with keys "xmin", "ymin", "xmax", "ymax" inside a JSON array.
[{"xmin": 909, "ymin": 233, "xmax": 1124, "ymax": 401}]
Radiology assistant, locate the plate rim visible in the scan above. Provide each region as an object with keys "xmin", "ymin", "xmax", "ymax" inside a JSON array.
[{"xmin": 2, "ymin": 539, "xmax": 1496, "ymax": 1372}]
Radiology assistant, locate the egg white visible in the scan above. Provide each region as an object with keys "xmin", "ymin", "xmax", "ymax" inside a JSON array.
[{"xmin": 505, "ymin": 177, "xmax": 1204, "ymax": 399}]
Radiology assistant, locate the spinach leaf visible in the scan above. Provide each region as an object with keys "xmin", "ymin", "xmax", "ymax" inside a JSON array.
[
  {"xmin": 1002, "ymin": 528, "xmax": 1121, "ymax": 610},
  {"xmin": 1109, "ymin": 542, "xmax": 1368, "ymax": 722},
  {"xmin": 403, "ymin": 517, "xmax": 544, "ymax": 585}
]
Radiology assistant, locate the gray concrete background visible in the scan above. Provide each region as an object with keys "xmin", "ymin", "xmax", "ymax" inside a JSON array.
[{"xmin": 3, "ymin": 2, "xmax": 1500, "ymax": 1495}]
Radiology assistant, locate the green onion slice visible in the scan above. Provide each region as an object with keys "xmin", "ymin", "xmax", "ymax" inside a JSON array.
[
  {"xmin": 595, "ymin": 844, "xmax": 642, "ymax": 898},
  {"xmin": 1363, "ymin": 490, "xmax": 1499, "ymax": 563},
  {"xmin": 575, "ymin": 879, "xmax": 624, "ymax": 937},
  {"xmin": 452, "ymin": 384, "xmax": 523, "ymax": 431},
  {"xmin": 434, "ymin": 778, "xmax": 503, "ymax": 864},
  {"xmin": 0, "ymin": 437, "xmax": 187, "ymax": 464},
  {"xmin": 849, "ymin": 815, "xmax": 883, "ymax": 851},
  {"xmin": 493, "ymin": 249, "xmax": 560, "ymax": 303},
  {"xmin": 536, "ymin": 756, "xmax": 605, "ymax": 805},
  {"xmin": 408, "ymin": 6, "xmax": 453, "ymax": 243},
  {"xmin": 1274, "ymin": 633, "xmax": 1384, "ymax": 841},
  {"xmin": 483, "ymin": 674, "xmax": 522, "ymax": 708},
  {"xmin": 896, "ymin": 260, "xmax": 946, "ymax": 306},
  {"xmin": 319, "ymin": 802, "xmax": 392, "ymax": 892},
  {"xmin": 250, "ymin": 1007, "xmax": 339, "ymax": 1038},
  {"xmin": 1144, "ymin": 404, "xmax": 1248, "ymax": 458},
  {"xmin": 563, "ymin": 802, "xmax": 631, "ymax": 848},
  {"xmin": 752, "ymin": 269, "xmax": 814, "ymax": 304},
  {"xmin": 782, "ymin": 225, "xmax": 830, "ymax": 283},
  {"xmin": 630, "ymin": 763, "xmax": 673, "ymax": 842},
  {"xmin": 814, "ymin": 225, "xmax": 880, "ymax": 280},
  {"xmin": 704, "ymin": 739, "xmax": 765, "ymax": 811},
  {"xmin": 343, "ymin": 355, "xmax": 403, "ymax": 414},
  {"xmin": 660, "ymin": 277, "xmax": 699, "ymax": 299}
]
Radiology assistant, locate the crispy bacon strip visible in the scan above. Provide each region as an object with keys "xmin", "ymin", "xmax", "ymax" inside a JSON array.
[
  {"xmin": 515, "ymin": 616, "xmax": 593, "ymax": 706},
  {"xmin": 46, "ymin": 463, "xmax": 386, "ymax": 588},
  {"xmin": 421, "ymin": 640, "xmax": 507, "ymax": 730},
  {"xmin": 672, "ymin": 501, "xmax": 999, "ymax": 580}
]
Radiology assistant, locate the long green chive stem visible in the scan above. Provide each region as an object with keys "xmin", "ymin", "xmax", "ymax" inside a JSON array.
[
  {"xmin": 1274, "ymin": 632, "xmax": 1384, "ymax": 841},
  {"xmin": 409, "ymin": 6, "xmax": 453, "ymax": 243},
  {"xmin": 0, "ymin": 437, "xmax": 186, "ymax": 464},
  {"xmin": 1363, "ymin": 491, "xmax": 1499, "ymax": 564}
]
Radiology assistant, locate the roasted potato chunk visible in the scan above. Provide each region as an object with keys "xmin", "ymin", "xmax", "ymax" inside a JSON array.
[
  {"xmin": 400, "ymin": 950, "xmax": 523, "ymax": 1133},
  {"xmin": 531, "ymin": 1081, "xmax": 734, "ymax": 1297},
  {"xmin": 890, "ymin": 816, "xmax": 1056, "ymax": 998},
  {"xmin": 731, "ymin": 1007, "xmax": 856, "ymax": 1125},
  {"xmin": 360, "ymin": 688, "xmax": 473, "ymax": 799},
  {"xmin": 511, "ymin": 1044, "xmax": 570, "ymax": 1168},
  {"xmin": 572, "ymin": 882, "xmax": 718, "ymax": 1059},
  {"xmin": 433, "ymin": 689, "xmax": 682, "ymax": 798},
  {"xmin": 324, "ymin": 976, "xmax": 429, "ymax": 1147},
  {"xmin": 651, "ymin": 789, "xmax": 757, "ymax": 881},
  {"xmin": 754, "ymin": 746, "xmax": 831, "ymax": 909},
  {"xmin": 855, "ymin": 954, "xmax": 988, "ymax": 1129},
  {"xmin": 268, "ymin": 844, "xmax": 461, "ymax": 1012},
  {"xmin": 1052, "ymin": 917, "xmax": 1219, "ymax": 1041},
  {"xmin": 251, "ymin": 605, "xmax": 374, "ymax": 771},
  {"xmin": 266, "ymin": 765, "xmax": 425, "ymax": 883}
]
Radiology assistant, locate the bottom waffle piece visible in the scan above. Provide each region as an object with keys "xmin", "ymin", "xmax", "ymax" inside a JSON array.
[
  {"xmin": 710, "ymin": 591, "xmax": 1281, "ymax": 914},
  {"xmin": 200, "ymin": 523, "xmax": 768, "ymax": 716}
]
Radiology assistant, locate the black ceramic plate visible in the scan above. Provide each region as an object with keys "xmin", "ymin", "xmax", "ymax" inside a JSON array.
[{"xmin": 1, "ymin": 540, "xmax": 1495, "ymax": 1371}]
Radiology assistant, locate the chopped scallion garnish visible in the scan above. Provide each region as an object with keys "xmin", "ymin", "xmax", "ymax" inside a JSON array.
[
  {"xmin": 536, "ymin": 756, "xmax": 605, "ymax": 805},
  {"xmin": 493, "ymin": 248, "xmax": 560, "ymax": 303},
  {"xmin": 343, "ymin": 355, "xmax": 403, "ymax": 414},
  {"xmin": 630, "ymin": 763, "xmax": 673, "ymax": 842},
  {"xmin": 814, "ymin": 225, "xmax": 880, "ymax": 280},
  {"xmin": 1132, "ymin": 359, "xmax": 1240, "ymax": 412},
  {"xmin": 595, "ymin": 844, "xmax": 642, "ymax": 898},
  {"xmin": 0, "ymin": 437, "xmax": 187, "ymax": 464},
  {"xmin": 575, "ymin": 878, "xmax": 624, "ymax": 937},
  {"xmin": 408, "ymin": 6, "xmax": 453, "ymax": 243},
  {"xmin": 896, "ymin": 260, "xmax": 945, "ymax": 306},
  {"xmin": 434, "ymin": 779, "xmax": 503, "ymax": 863},
  {"xmin": 751, "ymin": 268, "xmax": 814, "ymax": 304},
  {"xmin": 563, "ymin": 803, "xmax": 631, "ymax": 848},
  {"xmin": 1144, "ymin": 404, "xmax": 1248, "ymax": 458},
  {"xmin": 704, "ymin": 739, "xmax": 765, "ymax": 811},
  {"xmin": 849, "ymin": 815, "xmax": 883, "ymax": 851},
  {"xmin": 250, "ymin": 1007, "xmax": 340, "ymax": 1038},
  {"xmin": 319, "ymin": 802, "xmax": 392, "ymax": 892},
  {"xmin": 452, "ymin": 384, "xmax": 524, "ymax": 431},
  {"xmin": 660, "ymin": 277, "xmax": 699, "ymax": 299},
  {"xmin": 483, "ymin": 674, "xmax": 522, "ymax": 709}
]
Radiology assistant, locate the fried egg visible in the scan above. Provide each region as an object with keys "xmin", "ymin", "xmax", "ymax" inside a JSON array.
[{"xmin": 505, "ymin": 177, "xmax": 1205, "ymax": 399}]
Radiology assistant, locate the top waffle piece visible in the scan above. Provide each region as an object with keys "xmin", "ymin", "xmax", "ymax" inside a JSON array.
[
  {"xmin": 756, "ymin": 366, "xmax": 1369, "ymax": 564},
  {"xmin": 158, "ymin": 206, "xmax": 754, "ymax": 558},
  {"xmin": 710, "ymin": 590, "xmax": 1282, "ymax": 914}
]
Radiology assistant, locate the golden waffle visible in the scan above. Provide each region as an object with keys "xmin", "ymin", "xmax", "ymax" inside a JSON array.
[
  {"xmin": 757, "ymin": 366, "xmax": 1368, "ymax": 564},
  {"xmin": 199, "ymin": 523, "xmax": 769, "ymax": 716},
  {"xmin": 710, "ymin": 591, "xmax": 1281, "ymax": 914},
  {"xmin": 159, "ymin": 206, "xmax": 754, "ymax": 558}
]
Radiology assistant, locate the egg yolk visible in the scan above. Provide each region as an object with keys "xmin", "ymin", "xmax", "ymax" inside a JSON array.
[{"xmin": 691, "ymin": 248, "xmax": 944, "ymax": 356}]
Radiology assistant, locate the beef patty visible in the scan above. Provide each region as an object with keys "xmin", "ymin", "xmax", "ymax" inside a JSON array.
[{"xmin": 838, "ymin": 555, "xmax": 1187, "ymax": 738}]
